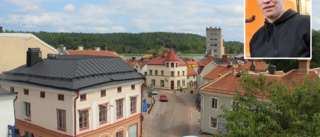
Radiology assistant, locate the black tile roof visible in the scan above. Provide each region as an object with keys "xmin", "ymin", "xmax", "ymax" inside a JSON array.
[
  {"xmin": 0, "ymin": 88, "xmax": 17, "ymax": 96},
  {"xmin": 1, "ymin": 55, "xmax": 145, "ymax": 91},
  {"xmin": 213, "ymin": 58, "xmax": 239, "ymax": 65}
]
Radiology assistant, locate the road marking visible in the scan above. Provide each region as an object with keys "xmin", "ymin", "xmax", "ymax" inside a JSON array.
[{"xmin": 157, "ymin": 114, "xmax": 185, "ymax": 116}]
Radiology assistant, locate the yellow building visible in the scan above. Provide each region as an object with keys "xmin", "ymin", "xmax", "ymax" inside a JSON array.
[{"xmin": 0, "ymin": 33, "xmax": 58, "ymax": 73}]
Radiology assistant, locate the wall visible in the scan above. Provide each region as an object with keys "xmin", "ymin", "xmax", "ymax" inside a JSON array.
[
  {"xmin": 197, "ymin": 62, "xmax": 218, "ymax": 86},
  {"xmin": 0, "ymin": 33, "xmax": 58, "ymax": 73},
  {"xmin": 0, "ymin": 95, "xmax": 16, "ymax": 137}
]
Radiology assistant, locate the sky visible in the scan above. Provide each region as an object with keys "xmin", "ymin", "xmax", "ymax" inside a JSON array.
[{"xmin": 0, "ymin": 0, "xmax": 319, "ymax": 43}]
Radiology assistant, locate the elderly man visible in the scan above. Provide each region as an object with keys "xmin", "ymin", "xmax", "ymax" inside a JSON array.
[{"xmin": 250, "ymin": 0, "xmax": 310, "ymax": 57}]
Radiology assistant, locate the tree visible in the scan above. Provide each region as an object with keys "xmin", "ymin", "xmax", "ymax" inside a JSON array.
[{"xmin": 218, "ymin": 71, "xmax": 320, "ymax": 136}]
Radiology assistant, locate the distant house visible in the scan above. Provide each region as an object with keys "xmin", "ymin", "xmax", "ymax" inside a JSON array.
[
  {"xmin": 241, "ymin": 60, "xmax": 269, "ymax": 73},
  {"xmin": 126, "ymin": 57, "xmax": 149, "ymax": 76},
  {"xmin": 142, "ymin": 54, "xmax": 153, "ymax": 61},
  {"xmin": 186, "ymin": 58, "xmax": 198, "ymax": 68},
  {"xmin": 197, "ymin": 56, "xmax": 219, "ymax": 86},
  {"xmin": 0, "ymin": 48, "xmax": 145, "ymax": 137},
  {"xmin": 0, "ymin": 33, "xmax": 59, "ymax": 73},
  {"xmin": 147, "ymin": 48, "xmax": 188, "ymax": 90},
  {"xmin": 198, "ymin": 60, "xmax": 317, "ymax": 135},
  {"xmin": 0, "ymin": 87, "xmax": 17, "ymax": 137},
  {"xmin": 202, "ymin": 65, "xmax": 242, "ymax": 84},
  {"xmin": 187, "ymin": 66, "xmax": 197, "ymax": 88},
  {"xmin": 66, "ymin": 46, "xmax": 125, "ymax": 60}
]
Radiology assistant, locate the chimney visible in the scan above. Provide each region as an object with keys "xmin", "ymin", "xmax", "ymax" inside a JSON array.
[
  {"xmin": 78, "ymin": 46, "xmax": 83, "ymax": 50},
  {"xmin": 297, "ymin": 60, "xmax": 310, "ymax": 74},
  {"xmin": 250, "ymin": 60, "xmax": 256, "ymax": 71},
  {"xmin": 0, "ymin": 26, "xmax": 3, "ymax": 33},
  {"xmin": 47, "ymin": 54, "xmax": 57, "ymax": 59},
  {"xmin": 27, "ymin": 48, "xmax": 42, "ymax": 67},
  {"xmin": 269, "ymin": 65, "xmax": 276, "ymax": 75},
  {"xmin": 227, "ymin": 61, "xmax": 233, "ymax": 67},
  {"xmin": 104, "ymin": 47, "xmax": 108, "ymax": 51},
  {"xmin": 132, "ymin": 57, "xmax": 136, "ymax": 61},
  {"xmin": 232, "ymin": 67, "xmax": 236, "ymax": 75},
  {"xmin": 222, "ymin": 55, "xmax": 227, "ymax": 62},
  {"xmin": 141, "ymin": 58, "xmax": 144, "ymax": 61},
  {"xmin": 218, "ymin": 74, "xmax": 221, "ymax": 77},
  {"xmin": 208, "ymin": 55, "xmax": 213, "ymax": 61},
  {"xmin": 93, "ymin": 47, "xmax": 96, "ymax": 50}
]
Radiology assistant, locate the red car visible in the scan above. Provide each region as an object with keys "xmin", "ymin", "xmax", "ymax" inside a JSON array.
[{"xmin": 160, "ymin": 94, "xmax": 168, "ymax": 102}]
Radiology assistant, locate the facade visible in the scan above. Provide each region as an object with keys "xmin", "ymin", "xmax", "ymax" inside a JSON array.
[
  {"xmin": 0, "ymin": 87, "xmax": 17, "ymax": 137},
  {"xmin": 126, "ymin": 57, "xmax": 149, "ymax": 76},
  {"xmin": 0, "ymin": 33, "xmax": 59, "ymax": 73},
  {"xmin": 206, "ymin": 26, "xmax": 225, "ymax": 58},
  {"xmin": 198, "ymin": 60, "xmax": 317, "ymax": 135},
  {"xmin": 146, "ymin": 48, "xmax": 188, "ymax": 90},
  {"xmin": 187, "ymin": 66, "xmax": 197, "ymax": 88},
  {"xmin": 0, "ymin": 48, "xmax": 145, "ymax": 137},
  {"xmin": 197, "ymin": 56, "xmax": 219, "ymax": 86}
]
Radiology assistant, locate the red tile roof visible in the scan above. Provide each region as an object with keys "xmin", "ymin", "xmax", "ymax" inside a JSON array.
[
  {"xmin": 147, "ymin": 48, "xmax": 187, "ymax": 66},
  {"xmin": 187, "ymin": 60, "xmax": 198, "ymax": 65},
  {"xmin": 187, "ymin": 66, "xmax": 197, "ymax": 76},
  {"xmin": 241, "ymin": 60, "xmax": 268, "ymax": 71},
  {"xmin": 142, "ymin": 54, "xmax": 153, "ymax": 58},
  {"xmin": 126, "ymin": 59, "xmax": 148, "ymax": 68},
  {"xmin": 165, "ymin": 48, "xmax": 179, "ymax": 61},
  {"xmin": 67, "ymin": 50, "xmax": 125, "ymax": 59},
  {"xmin": 200, "ymin": 69, "xmax": 319, "ymax": 97},
  {"xmin": 203, "ymin": 66, "xmax": 242, "ymax": 80}
]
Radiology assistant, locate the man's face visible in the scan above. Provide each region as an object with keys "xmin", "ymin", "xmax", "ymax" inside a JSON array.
[{"xmin": 257, "ymin": 0, "xmax": 285, "ymax": 20}]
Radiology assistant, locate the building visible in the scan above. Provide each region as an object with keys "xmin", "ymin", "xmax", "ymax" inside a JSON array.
[
  {"xmin": 198, "ymin": 60, "xmax": 317, "ymax": 135},
  {"xmin": 0, "ymin": 48, "xmax": 145, "ymax": 137},
  {"xmin": 241, "ymin": 60, "xmax": 269, "ymax": 73},
  {"xmin": 202, "ymin": 65, "xmax": 242, "ymax": 84},
  {"xmin": 206, "ymin": 26, "xmax": 225, "ymax": 58},
  {"xmin": 66, "ymin": 46, "xmax": 125, "ymax": 60},
  {"xmin": 0, "ymin": 87, "xmax": 17, "ymax": 137},
  {"xmin": 0, "ymin": 33, "xmax": 59, "ymax": 73},
  {"xmin": 126, "ymin": 57, "xmax": 149, "ymax": 76},
  {"xmin": 187, "ymin": 66, "xmax": 197, "ymax": 88},
  {"xmin": 147, "ymin": 48, "xmax": 188, "ymax": 90},
  {"xmin": 186, "ymin": 58, "xmax": 198, "ymax": 68}
]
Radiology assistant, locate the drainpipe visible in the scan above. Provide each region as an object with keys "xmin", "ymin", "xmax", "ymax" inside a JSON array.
[
  {"xmin": 140, "ymin": 79, "xmax": 146, "ymax": 137},
  {"xmin": 199, "ymin": 90, "xmax": 204, "ymax": 133},
  {"xmin": 74, "ymin": 91, "xmax": 80, "ymax": 137}
]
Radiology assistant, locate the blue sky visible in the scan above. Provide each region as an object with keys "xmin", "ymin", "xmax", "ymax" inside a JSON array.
[{"xmin": 0, "ymin": 0, "xmax": 319, "ymax": 43}]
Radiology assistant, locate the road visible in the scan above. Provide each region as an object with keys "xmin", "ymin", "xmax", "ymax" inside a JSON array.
[{"xmin": 142, "ymin": 90, "xmax": 190, "ymax": 137}]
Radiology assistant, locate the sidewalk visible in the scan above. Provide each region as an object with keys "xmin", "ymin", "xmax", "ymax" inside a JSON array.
[{"xmin": 160, "ymin": 89, "xmax": 212, "ymax": 137}]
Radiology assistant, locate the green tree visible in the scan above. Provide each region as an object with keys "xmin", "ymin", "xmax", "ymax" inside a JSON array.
[{"xmin": 218, "ymin": 71, "xmax": 320, "ymax": 136}]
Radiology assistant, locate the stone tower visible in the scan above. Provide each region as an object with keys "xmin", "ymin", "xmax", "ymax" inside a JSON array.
[{"xmin": 206, "ymin": 26, "xmax": 225, "ymax": 58}]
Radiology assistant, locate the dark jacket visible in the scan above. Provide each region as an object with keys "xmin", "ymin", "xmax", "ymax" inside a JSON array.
[{"xmin": 250, "ymin": 9, "xmax": 310, "ymax": 57}]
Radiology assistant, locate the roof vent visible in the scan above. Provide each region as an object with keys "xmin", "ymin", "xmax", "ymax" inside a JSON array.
[
  {"xmin": 236, "ymin": 71, "xmax": 241, "ymax": 77},
  {"xmin": 47, "ymin": 54, "xmax": 57, "ymax": 59}
]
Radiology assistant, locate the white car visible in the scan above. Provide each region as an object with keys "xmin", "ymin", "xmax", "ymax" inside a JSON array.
[{"xmin": 148, "ymin": 88, "xmax": 157, "ymax": 95}]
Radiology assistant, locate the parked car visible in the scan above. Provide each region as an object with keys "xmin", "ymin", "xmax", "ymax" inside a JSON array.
[
  {"xmin": 160, "ymin": 94, "xmax": 168, "ymax": 102},
  {"xmin": 148, "ymin": 88, "xmax": 157, "ymax": 95}
]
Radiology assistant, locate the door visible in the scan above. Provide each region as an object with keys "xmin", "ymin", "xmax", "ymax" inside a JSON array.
[{"xmin": 171, "ymin": 81, "xmax": 174, "ymax": 90}]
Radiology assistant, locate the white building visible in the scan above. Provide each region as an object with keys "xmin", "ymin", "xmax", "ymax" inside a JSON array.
[{"xmin": 0, "ymin": 87, "xmax": 17, "ymax": 137}]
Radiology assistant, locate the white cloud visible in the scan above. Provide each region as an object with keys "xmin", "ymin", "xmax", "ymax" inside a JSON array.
[{"xmin": 63, "ymin": 4, "xmax": 75, "ymax": 12}]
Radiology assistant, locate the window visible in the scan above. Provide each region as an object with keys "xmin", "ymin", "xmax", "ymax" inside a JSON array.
[
  {"xmin": 160, "ymin": 80, "xmax": 164, "ymax": 87},
  {"xmin": 178, "ymin": 71, "xmax": 180, "ymax": 76},
  {"xmin": 182, "ymin": 80, "xmax": 185, "ymax": 86},
  {"xmin": 57, "ymin": 109, "xmax": 66, "ymax": 130},
  {"xmin": 187, "ymin": 76, "xmax": 189, "ymax": 79},
  {"xmin": 211, "ymin": 117, "xmax": 217, "ymax": 128},
  {"xmin": 232, "ymin": 101, "xmax": 239, "ymax": 111},
  {"xmin": 116, "ymin": 131, "xmax": 123, "ymax": 137},
  {"xmin": 40, "ymin": 91, "xmax": 45, "ymax": 98},
  {"xmin": 79, "ymin": 109, "xmax": 89, "ymax": 130},
  {"xmin": 101, "ymin": 90, "xmax": 106, "ymax": 97},
  {"xmin": 166, "ymin": 63, "xmax": 169, "ymax": 68},
  {"xmin": 193, "ymin": 75, "xmax": 196, "ymax": 78},
  {"xmin": 176, "ymin": 63, "xmax": 178, "ymax": 68},
  {"xmin": 116, "ymin": 99, "xmax": 123, "ymax": 118},
  {"xmin": 183, "ymin": 71, "xmax": 185, "ymax": 76},
  {"xmin": 58, "ymin": 94, "xmax": 64, "ymax": 101},
  {"xmin": 10, "ymin": 87, "xmax": 14, "ymax": 92},
  {"xmin": 210, "ymin": 38, "xmax": 213, "ymax": 40},
  {"xmin": 149, "ymin": 70, "xmax": 152, "ymax": 75},
  {"xmin": 171, "ymin": 63, "xmax": 174, "ymax": 68},
  {"xmin": 214, "ymin": 49, "xmax": 217, "ymax": 52},
  {"xmin": 131, "ymin": 84, "xmax": 135, "ymax": 90},
  {"xmin": 24, "ymin": 89, "xmax": 29, "ymax": 95},
  {"xmin": 171, "ymin": 71, "xmax": 174, "ymax": 76},
  {"xmin": 80, "ymin": 94, "xmax": 87, "ymax": 101},
  {"xmin": 130, "ymin": 97, "xmax": 137, "ymax": 114},
  {"xmin": 161, "ymin": 70, "xmax": 164, "ymax": 76},
  {"xmin": 117, "ymin": 87, "xmax": 122, "ymax": 93},
  {"xmin": 151, "ymin": 79, "xmax": 155, "ymax": 86},
  {"xmin": 155, "ymin": 70, "xmax": 158, "ymax": 76},
  {"xmin": 99, "ymin": 104, "xmax": 107, "ymax": 124},
  {"xmin": 177, "ymin": 80, "xmax": 180, "ymax": 87},
  {"xmin": 214, "ymin": 44, "xmax": 217, "ymax": 47},
  {"xmin": 211, "ymin": 98, "xmax": 218, "ymax": 109},
  {"xmin": 144, "ymin": 72, "xmax": 147, "ymax": 76},
  {"xmin": 24, "ymin": 102, "xmax": 31, "ymax": 120}
]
